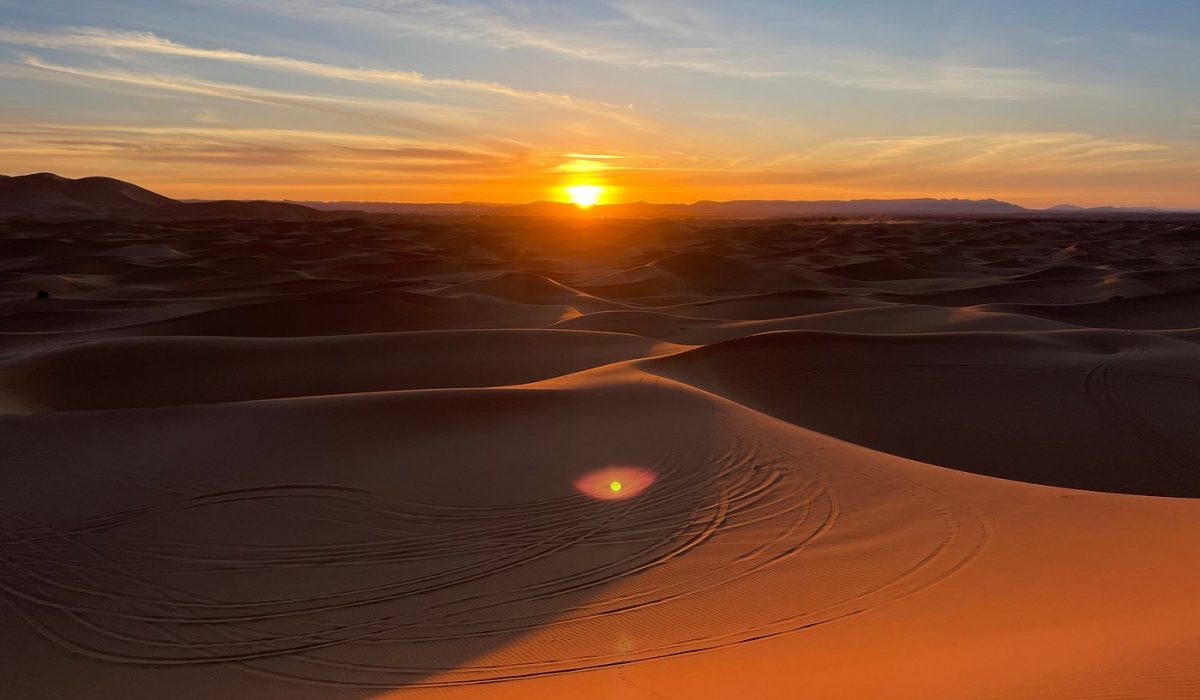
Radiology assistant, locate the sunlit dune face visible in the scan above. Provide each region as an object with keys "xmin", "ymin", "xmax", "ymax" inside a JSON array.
[
  {"xmin": 574, "ymin": 465, "xmax": 656, "ymax": 501},
  {"xmin": 565, "ymin": 184, "xmax": 603, "ymax": 209}
]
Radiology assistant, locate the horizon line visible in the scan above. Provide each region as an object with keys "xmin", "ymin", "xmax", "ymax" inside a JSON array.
[{"xmin": 5, "ymin": 172, "xmax": 1198, "ymax": 212}]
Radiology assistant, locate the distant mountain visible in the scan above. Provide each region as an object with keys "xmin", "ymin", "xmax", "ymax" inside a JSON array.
[
  {"xmin": 624, "ymin": 198, "xmax": 1031, "ymax": 217},
  {"xmin": 293, "ymin": 197, "xmax": 1031, "ymax": 218},
  {"xmin": 0, "ymin": 173, "xmax": 352, "ymax": 221},
  {"xmin": 285, "ymin": 200, "xmax": 508, "ymax": 215},
  {"xmin": 0, "ymin": 172, "xmax": 177, "ymax": 218},
  {"xmin": 1048, "ymin": 204, "xmax": 1168, "ymax": 214}
]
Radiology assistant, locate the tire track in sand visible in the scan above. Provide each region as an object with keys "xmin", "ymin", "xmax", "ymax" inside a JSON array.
[{"xmin": 0, "ymin": 426, "xmax": 991, "ymax": 689}]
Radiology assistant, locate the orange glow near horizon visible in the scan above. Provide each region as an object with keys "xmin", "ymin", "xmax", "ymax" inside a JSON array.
[{"xmin": 12, "ymin": 137, "xmax": 1198, "ymax": 209}]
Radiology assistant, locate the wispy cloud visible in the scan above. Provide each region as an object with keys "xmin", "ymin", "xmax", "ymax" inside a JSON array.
[
  {"xmin": 0, "ymin": 122, "xmax": 540, "ymax": 186},
  {"xmin": 822, "ymin": 132, "xmax": 1173, "ymax": 174},
  {"xmin": 202, "ymin": 0, "xmax": 1077, "ymax": 98},
  {"xmin": 0, "ymin": 27, "xmax": 643, "ymax": 125},
  {"xmin": 9, "ymin": 55, "xmax": 473, "ymax": 139},
  {"xmin": 607, "ymin": 0, "xmax": 724, "ymax": 41},
  {"xmin": 1048, "ymin": 30, "xmax": 1200, "ymax": 54},
  {"xmin": 809, "ymin": 64, "xmax": 1072, "ymax": 100},
  {"xmin": 270, "ymin": 0, "xmax": 785, "ymax": 78}
]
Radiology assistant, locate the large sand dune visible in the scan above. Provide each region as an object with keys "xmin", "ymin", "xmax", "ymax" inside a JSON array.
[{"xmin": 2, "ymin": 215, "xmax": 1200, "ymax": 698}]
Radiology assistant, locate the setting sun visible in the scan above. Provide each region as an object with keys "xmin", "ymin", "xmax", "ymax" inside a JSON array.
[{"xmin": 565, "ymin": 184, "xmax": 603, "ymax": 208}]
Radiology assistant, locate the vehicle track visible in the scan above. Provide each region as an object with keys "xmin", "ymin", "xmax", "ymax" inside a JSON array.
[{"xmin": 0, "ymin": 424, "xmax": 991, "ymax": 689}]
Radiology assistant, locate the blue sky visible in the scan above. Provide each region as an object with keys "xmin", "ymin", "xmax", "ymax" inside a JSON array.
[{"xmin": 1, "ymin": 0, "xmax": 1197, "ymax": 205}]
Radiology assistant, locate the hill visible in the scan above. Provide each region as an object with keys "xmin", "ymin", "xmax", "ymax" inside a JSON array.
[
  {"xmin": 0, "ymin": 172, "xmax": 177, "ymax": 218},
  {"xmin": 0, "ymin": 173, "xmax": 347, "ymax": 221},
  {"xmin": 1048, "ymin": 203, "xmax": 1168, "ymax": 214}
]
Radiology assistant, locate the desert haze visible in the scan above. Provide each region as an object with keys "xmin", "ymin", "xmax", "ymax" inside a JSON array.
[{"xmin": 2, "ymin": 172, "xmax": 1200, "ymax": 699}]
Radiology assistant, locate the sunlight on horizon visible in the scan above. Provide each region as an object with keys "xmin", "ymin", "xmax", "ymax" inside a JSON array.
[{"xmin": 565, "ymin": 184, "xmax": 604, "ymax": 209}]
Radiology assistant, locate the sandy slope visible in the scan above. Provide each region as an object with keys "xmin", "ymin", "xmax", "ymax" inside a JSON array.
[{"xmin": 2, "ymin": 215, "xmax": 1200, "ymax": 698}]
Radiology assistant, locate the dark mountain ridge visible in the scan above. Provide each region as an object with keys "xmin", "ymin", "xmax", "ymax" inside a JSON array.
[{"xmin": 0, "ymin": 173, "xmax": 353, "ymax": 221}]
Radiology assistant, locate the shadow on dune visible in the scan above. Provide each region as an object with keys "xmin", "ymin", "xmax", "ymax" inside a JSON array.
[
  {"xmin": 0, "ymin": 384, "xmax": 730, "ymax": 696},
  {"xmin": 644, "ymin": 329, "xmax": 1200, "ymax": 497},
  {"xmin": 0, "ymin": 330, "xmax": 671, "ymax": 412}
]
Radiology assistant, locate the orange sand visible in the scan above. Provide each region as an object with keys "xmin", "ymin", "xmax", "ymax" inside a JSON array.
[{"xmin": 2, "ymin": 215, "xmax": 1200, "ymax": 698}]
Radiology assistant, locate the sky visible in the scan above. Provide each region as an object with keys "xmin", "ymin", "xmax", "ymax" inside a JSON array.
[{"xmin": 0, "ymin": 0, "xmax": 1197, "ymax": 207}]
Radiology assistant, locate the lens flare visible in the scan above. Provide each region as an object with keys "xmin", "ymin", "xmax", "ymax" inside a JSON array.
[{"xmin": 574, "ymin": 465, "xmax": 655, "ymax": 501}]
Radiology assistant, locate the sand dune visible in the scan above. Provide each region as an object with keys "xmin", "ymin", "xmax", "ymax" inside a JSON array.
[
  {"xmin": 987, "ymin": 289, "xmax": 1200, "ymax": 330},
  {"xmin": 3, "ymin": 215, "xmax": 1200, "ymax": 698},
  {"xmin": 0, "ymin": 330, "xmax": 675, "ymax": 412},
  {"xmin": 648, "ymin": 328, "xmax": 1200, "ymax": 495}
]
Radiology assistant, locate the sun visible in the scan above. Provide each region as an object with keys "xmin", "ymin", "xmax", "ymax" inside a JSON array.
[{"xmin": 565, "ymin": 184, "xmax": 603, "ymax": 209}]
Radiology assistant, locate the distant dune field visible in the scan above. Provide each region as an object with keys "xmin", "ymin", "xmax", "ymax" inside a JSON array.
[{"xmin": 3, "ymin": 214, "xmax": 1200, "ymax": 699}]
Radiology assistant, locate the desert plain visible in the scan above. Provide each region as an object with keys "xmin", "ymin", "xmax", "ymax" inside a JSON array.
[{"xmin": 2, "ymin": 212, "xmax": 1200, "ymax": 699}]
